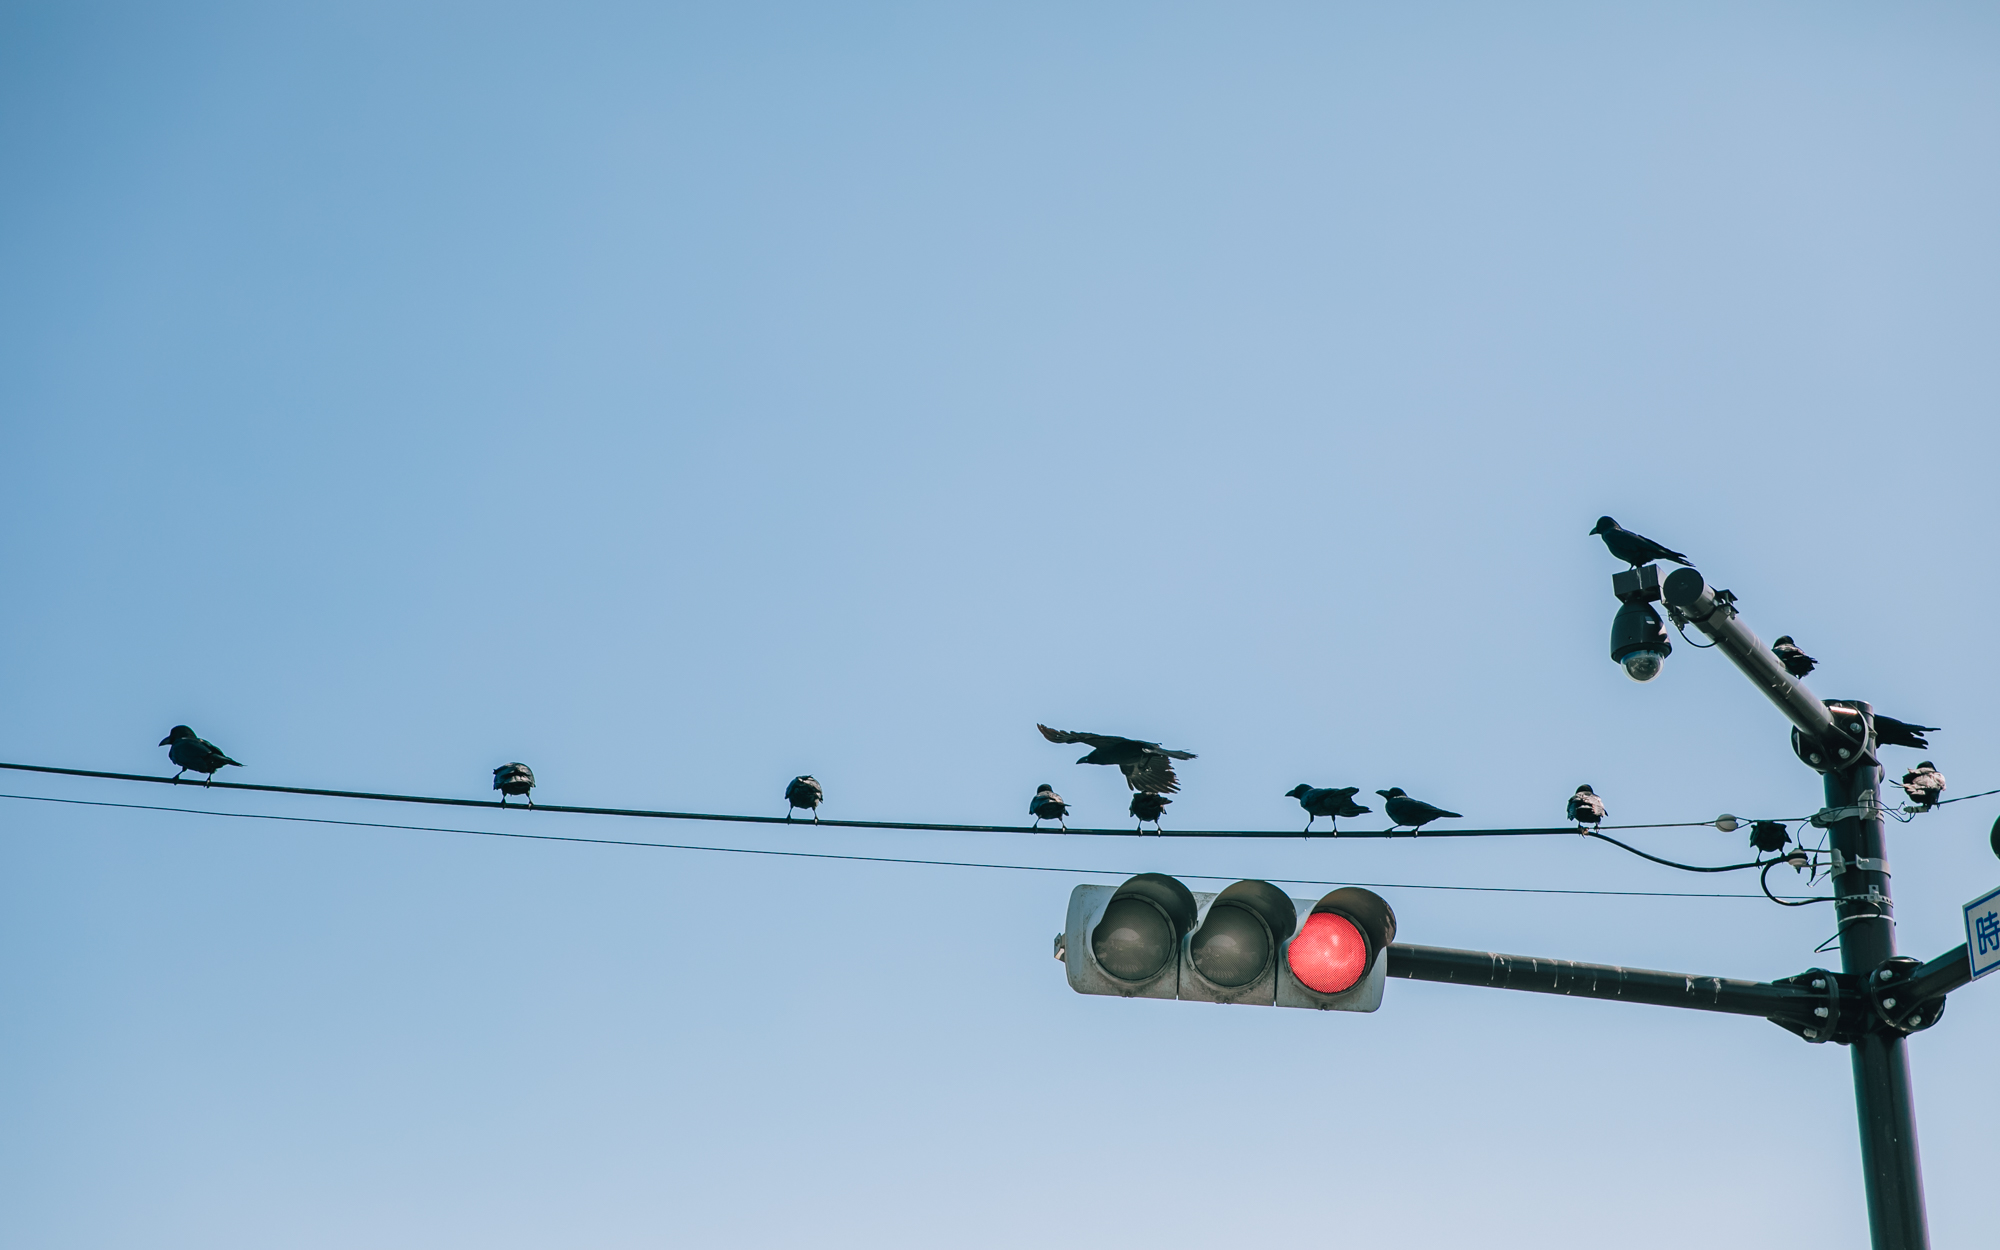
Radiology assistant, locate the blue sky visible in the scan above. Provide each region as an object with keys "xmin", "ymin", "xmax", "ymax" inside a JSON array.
[{"xmin": 3, "ymin": 4, "xmax": 1998, "ymax": 1246}]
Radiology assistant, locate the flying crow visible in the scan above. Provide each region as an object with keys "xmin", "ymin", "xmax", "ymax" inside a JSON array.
[
  {"xmin": 1378, "ymin": 787, "xmax": 1461, "ymax": 833},
  {"xmin": 1285, "ymin": 784, "xmax": 1369, "ymax": 833},
  {"xmin": 1900, "ymin": 762, "xmax": 1945, "ymax": 811},
  {"xmin": 1129, "ymin": 791, "xmax": 1171, "ymax": 832},
  {"xmin": 1037, "ymin": 724, "xmax": 1195, "ymax": 794},
  {"xmin": 785, "ymin": 775, "xmax": 823, "ymax": 823},
  {"xmin": 1771, "ymin": 636, "xmax": 1817, "ymax": 679},
  {"xmin": 1589, "ymin": 517, "xmax": 1694, "ymax": 569},
  {"xmin": 1567, "ymin": 784, "xmax": 1607, "ymax": 828},
  {"xmin": 159, "ymin": 725, "xmax": 241, "ymax": 786},
  {"xmin": 1029, "ymin": 784, "xmax": 1070, "ymax": 831},
  {"xmin": 493, "ymin": 762, "xmax": 535, "ymax": 806},
  {"xmin": 1874, "ymin": 715, "xmax": 1939, "ymax": 751}
]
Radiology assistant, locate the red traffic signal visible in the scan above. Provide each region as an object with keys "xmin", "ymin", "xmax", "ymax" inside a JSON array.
[{"xmin": 1057, "ymin": 876, "xmax": 1397, "ymax": 1012}]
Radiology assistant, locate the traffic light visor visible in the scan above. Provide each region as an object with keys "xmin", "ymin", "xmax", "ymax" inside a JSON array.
[{"xmin": 1089, "ymin": 873, "xmax": 1198, "ymax": 986}]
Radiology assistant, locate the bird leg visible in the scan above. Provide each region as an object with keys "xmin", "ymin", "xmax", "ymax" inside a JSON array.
[
  {"xmin": 171, "ymin": 769, "xmax": 185, "ymax": 782},
  {"xmin": 786, "ymin": 809, "xmax": 794, "ymax": 822}
]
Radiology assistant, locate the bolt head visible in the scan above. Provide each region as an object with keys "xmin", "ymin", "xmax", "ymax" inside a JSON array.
[
  {"xmin": 1879, "ymin": 969, "xmax": 1895, "ymax": 981},
  {"xmin": 1810, "ymin": 754, "xmax": 1823, "ymax": 764},
  {"xmin": 1884, "ymin": 998, "xmax": 1898, "ymax": 1009},
  {"xmin": 1814, "ymin": 1006, "xmax": 1830, "ymax": 1017},
  {"xmin": 1838, "ymin": 748, "xmax": 1852, "ymax": 759},
  {"xmin": 1811, "ymin": 978, "xmax": 1826, "ymax": 989}
]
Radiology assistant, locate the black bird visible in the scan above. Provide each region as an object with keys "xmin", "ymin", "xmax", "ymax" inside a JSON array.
[
  {"xmin": 1029, "ymin": 784, "xmax": 1070, "ymax": 831},
  {"xmin": 1771, "ymin": 636, "xmax": 1817, "ymax": 679},
  {"xmin": 1900, "ymin": 762, "xmax": 1945, "ymax": 811},
  {"xmin": 1037, "ymin": 724, "xmax": 1196, "ymax": 794},
  {"xmin": 1749, "ymin": 821, "xmax": 1791, "ymax": 853},
  {"xmin": 1874, "ymin": 715, "xmax": 1939, "ymax": 751},
  {"xmin": 1377, "ymin": 787, "xmax": 1461, "ymax": 833},
  {"xmin": 159, "ymin": 725, "xmax": 241, "ymax": 786},
  {"xmin": 1129, "ymin": 791, "xmax": 1171, "ymax": 832},
  {"xmin": 1566, "ymin": 784, "xmax": 1607, "ymax": 828},
  {"xmin": 1589, "ymin": 517, "xmax": 1694, "ymax": 569},
  {"xmin": 1285, "ymin": 784, "xmax": 1369, "ymax": 833},
  {"xmin": 784, "ymin": 775, "xmax": 823, "ymax": 823},
  {"xmin": 493, "ymin": 762, "xmax": 536, "ymax": 806}
]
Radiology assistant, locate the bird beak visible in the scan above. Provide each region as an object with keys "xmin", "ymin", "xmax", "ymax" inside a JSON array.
[{"xmin": 158, "ymin": 735, "xmax": 172, "ymax": 746}]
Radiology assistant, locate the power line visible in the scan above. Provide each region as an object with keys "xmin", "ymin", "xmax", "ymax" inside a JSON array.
[
  {"xmin": 0, "ymin": 761, "xmax": 1799, "ymax": 840},
  {"xmin": 0, "ymin": 791, "xmax": 1768, "ymax": 900}
]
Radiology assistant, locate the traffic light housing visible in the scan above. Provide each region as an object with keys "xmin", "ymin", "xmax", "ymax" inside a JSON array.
[{"xmin": 1057, "ymin": 875, "xmax": 1397, "ymax": 1011}]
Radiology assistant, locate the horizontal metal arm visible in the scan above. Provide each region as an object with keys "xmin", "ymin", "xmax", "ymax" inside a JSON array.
[
  {"xmin": 1660, "ymin": 569, "xmax": 1840, "ymax": 743},
  {"xmin": 1387, "ymin": 943, "xmax": 1822, "ymax": 1020},
  {"xmin": 1901, "ymin": 943, "xmax": 1972, "ymax": 1008}
]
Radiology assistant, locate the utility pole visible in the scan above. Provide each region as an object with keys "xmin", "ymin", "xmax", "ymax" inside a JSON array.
[
  {"xmin": 1059, "ymin": 555, "xmax": 1977, "ymax": 1249},
  {"xmin": 1660, "ymin": 567, "xmax": 1929, "ymax": 1250}
]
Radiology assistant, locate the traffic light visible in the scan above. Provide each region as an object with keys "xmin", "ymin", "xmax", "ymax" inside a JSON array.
[{"xmin": 1055, "ymin": 874, "xmax": 1397, "ymax": 1011}]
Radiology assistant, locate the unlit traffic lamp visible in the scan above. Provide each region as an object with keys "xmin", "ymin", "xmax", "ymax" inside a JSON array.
[{"xmin": 1056, "ymin": 874, "xmax": 1397, "ymax": 1011}]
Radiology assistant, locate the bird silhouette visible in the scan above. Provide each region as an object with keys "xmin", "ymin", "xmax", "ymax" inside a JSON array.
[
  {"xmin": 1036, "ymin": 725, "xmax": 1195, "ymax": 794},
  {"xmin": 1129, "ymin": 791, "xmax": 1171, "ymax": 832},
  {"xmin": 1874, "ymin": 715, "xmax": 1939, "ymax": 751},
  {"xmin": 1378, "ymin": 787, "xmax": 1461, "ymax": 833},
  {"xmin": 1029, "ymin": 784, "xmax": 1070, "ymax": 831},
  {"xmin": 1771, "ymin": 636, "xmax": 1817, "ymax": 679},
  {"xmin": 1900, "ymin": 762, "xmax": 1945, "ymax": 811},
  {"xmin": 1589, "ymin": 517, "xmax": 1694, "ymax": 568},
  {"xmin": 493, "ymin": 762, "xmax": 535, "ymax": 806},
  {"xmin": 785, "ymin": 775, "xmax": 823, "ymax": 823},
  {"xmin": 1748, "ymin": 821, "xmax": 1791, "ymax": 853},
  {"xmin": 1285, "ymin": 784, "xmax": 1369, "ymax": 833},
  {"xmin": 159, "ymin": 726, "xmax": 241, "ymax": 786},
  {"xmin": 1567, "ymin": 784, "xmax": 1607, "ymax": 828}
]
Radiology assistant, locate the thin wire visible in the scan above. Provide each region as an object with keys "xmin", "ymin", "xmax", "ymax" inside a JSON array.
[
  {"xmin": 1759, "ymin": 859, "xmax": 1834, "ymax": 907},
  {"xmin": 0, "ymin": 792, "xmax": 1769, "ymax": 900},
  {"xmin": 1938, "ymin": 786, "xmax": 2000, "ymax": 807},
  {"xmin": 1582, "ymin": 829, "xmax": 1766, "ymax": 873},
  {"xmin": 0, "ymin": 761, "xmax": 1770, "ymax": 839}
]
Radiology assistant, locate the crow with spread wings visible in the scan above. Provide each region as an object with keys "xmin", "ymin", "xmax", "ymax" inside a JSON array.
[{"xmin": 1036, "ymin": 724, "xmax": 1196, "ymax": 795}]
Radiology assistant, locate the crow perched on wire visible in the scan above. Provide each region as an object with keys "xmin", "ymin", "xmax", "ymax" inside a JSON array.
[
  {"xmin": 1900, "ymin": 762, "xmax": 1945, "ymax": 811},
  {"xmin": 1589, "ymin": 517, "xmax": 1694, "ymax": 568},
  {"xmin": 1566, "ymin": 784, "xmax": 1606, "ymax": 828},
  {"xmin": 1378, "ymin": 787, "xmax": 1461, "ymax": 833},
  {"xmin": 493, "ymin": 762, "xmax": 536, "ymax": 806},
  {"xmin": 1029, "ymin": 784, "xmax": 1070, "ymax": 831},
  {"xmin": 1129, "ymin": 791, "xmax": 1170, "ymax": 832},
  {"xmin": 784, "ymin": 775, "xmax": 823, "ymax": 823},
  {"xmin": 159, "ymin": 725, "xmax": 241, "ymax": 785},
  {"xmin": 1771, "ymin": 636, "xmax": 1818, "ymax": 679},
  {"xmin": 1036, "ymin": 725, "xmax": 1195, "ymax": 794},
  {"xmin": 1285, "ymin": 785, "xmax": 1369, "ymax": 833},
  {"xmin": 1749, "ymin": 821, "xmax": 1792, "ymax": 853},
  {"xmin": 1874, "ymin": 715, "xmax": 1939, "ymax": 751}
]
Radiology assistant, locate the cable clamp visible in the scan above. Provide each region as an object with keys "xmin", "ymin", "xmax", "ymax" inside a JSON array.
[
  {"xmin": 1828, "ymin": 849, "xmax": 1890, "ymax": 877},
  {"xmin": 1811, "ymin": 801, "xmax": 1893, "ymax": 828}
]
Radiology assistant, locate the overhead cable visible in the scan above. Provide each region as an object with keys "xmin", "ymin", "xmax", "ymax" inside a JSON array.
[{"xmin": 0, "ymin": 792, "xmax": 1767, "ymax": 900}]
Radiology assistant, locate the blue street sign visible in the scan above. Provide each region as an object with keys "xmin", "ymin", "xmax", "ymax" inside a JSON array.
[{"xmin": 1966, "ymin": 885, "xmax": 2000, "ymax": 981}]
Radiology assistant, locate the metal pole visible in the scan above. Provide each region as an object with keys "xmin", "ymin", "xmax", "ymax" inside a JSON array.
[{"xmin": 1824, "ymin": 751, "xmax": 1929, "ymax": 1250}]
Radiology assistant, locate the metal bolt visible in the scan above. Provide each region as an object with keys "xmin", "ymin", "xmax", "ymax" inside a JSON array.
[
  {"xmin": 1811, "ymin": 978, "xmax": 1826, "ymax": 989},
  {"xmin": 1879, "ymin": 969, "xmax": 1895, "ymax": 982},
  {"xmin": 1814, "ymin": 1006, "xmax": 1830, "ymax": 1018},
  {"xmin": 1804, "ymin": 1029, "xmax": 1819, "ymax": 1039},
  {"xmin": 1810, "ymin": 753, "xmax": 1823, "ymax": 765},
  {"xmin": 1884, "ymin": 998, "xmax": 1897, "ymax": 1009},
  {"xmin": 1838, "ymin": 748, "xmax": 1852, "ymax": 759}
]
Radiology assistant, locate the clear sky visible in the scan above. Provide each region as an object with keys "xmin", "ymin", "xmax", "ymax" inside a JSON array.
[{"xmin": 3, "ymin": 4, "xmax": 1998, "ymax": 1247}]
